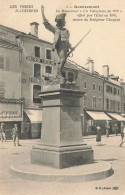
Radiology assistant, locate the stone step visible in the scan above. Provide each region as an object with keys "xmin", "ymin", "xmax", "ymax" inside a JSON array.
[{"xmin": 10, "ymin": 160, "xmax": 114, "ymax": 182}]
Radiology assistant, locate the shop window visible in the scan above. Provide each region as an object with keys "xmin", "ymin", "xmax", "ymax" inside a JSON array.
[
  {"xmin": 45, "ymin": 66, "xmax": 52, "ymax": 74},
  {"xmin": 106, "ymin": 98, "xmax": 109, "ymax": 110},
  {"xmin": 92, "ymin": 97, "xmax": 96, "ymax": 108},
  {"xmin": 68, "ymin": 72, "xmax": 74, "ymax": 82},
  {"xmin": 33, "ymin": 85, "xmax": 41, "ymax": 104},
  {"xmin": 34, "ymin": 64, "xmax": 41, "ymax": 78},
  {"xmin": 0, "ymin": 55, "xmax": 4, "ymax": 69},
  {"xmin": 46, "ymin": 49, "xmax": 51, "ymax": 60},
  {"xmin": 35, "ymin": 46, "xmax": 40, "ymax": 58},
  {"xmin": 2, "ymin": 122, "xmax": 21, "ymax": 139}
]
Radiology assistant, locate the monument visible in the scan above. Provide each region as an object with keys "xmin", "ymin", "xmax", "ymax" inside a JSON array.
[
  {"xmin": 30, "ymin": 6, "xmax": 94, "ymax": 169},
  {"xmin": 31, "ymin": 84, "xmax": 93, "ymax": 168},
  {"xmin": 10, "ymin": 6, "xmax": 113, "ymax": 182}
]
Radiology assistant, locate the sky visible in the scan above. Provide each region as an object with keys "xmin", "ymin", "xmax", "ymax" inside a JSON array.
[{"xmin": 0, "ymin": 0, "xmax": 125, "ymax": 80}]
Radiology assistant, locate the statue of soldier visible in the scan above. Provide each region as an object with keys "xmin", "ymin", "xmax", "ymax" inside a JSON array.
[{"xmin": 41, "ymin": 5, "xmax": 72, "ymax": 82}]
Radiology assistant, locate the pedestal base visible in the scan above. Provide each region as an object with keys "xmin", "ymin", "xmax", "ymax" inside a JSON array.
[
  {"xmin": 31, "ymin": 144, "xmax": 94, "ymax": 169},
  {"xmin": 10, "ymin": 161, "xmax": 114, "ymax": 182},
  {"xmin": 31, "ymin": 84, "xmax": 94, "ymax": 169}
]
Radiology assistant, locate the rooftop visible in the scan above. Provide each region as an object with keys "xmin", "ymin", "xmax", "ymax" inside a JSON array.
[{"xmin": 0, "ymin": 24, "xmax": 52, "ymax": 45}]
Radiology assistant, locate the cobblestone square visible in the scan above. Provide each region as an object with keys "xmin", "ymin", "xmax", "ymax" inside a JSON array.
[{"xmin": 0, "ymin": 135, "xmax": 125, "ymax": 195}]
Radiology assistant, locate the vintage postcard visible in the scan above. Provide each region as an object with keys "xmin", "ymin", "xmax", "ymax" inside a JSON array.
[{"xmin": 0, "ymin": 0, "xmax": 125, "ymax": 195}]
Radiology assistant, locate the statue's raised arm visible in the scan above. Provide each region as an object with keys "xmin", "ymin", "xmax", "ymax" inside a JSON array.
[{"xmin": 41, "ymin": 5, "xmax": 55, "ymax": 34}]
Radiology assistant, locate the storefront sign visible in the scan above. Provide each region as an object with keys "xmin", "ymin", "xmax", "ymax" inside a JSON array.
[
  {"xmin": 0, "ymin": 103, "xmax": 22, "ymax": 120},
  {"xmin": 26, "ymin": 56, "xmax": 54, "ymax": 65},
  {"xmin": 21, "ymin": 77, "xmax": 44, "ymax": 84}
]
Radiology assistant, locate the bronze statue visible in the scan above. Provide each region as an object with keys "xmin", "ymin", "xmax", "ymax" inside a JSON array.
[{"xmin": 41, "ymin": 5, "xmax": 72, "ymax": 82}]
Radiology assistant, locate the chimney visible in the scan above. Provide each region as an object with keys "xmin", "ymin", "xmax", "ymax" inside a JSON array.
[
  {"xmin": 85, "ymin": 57, "xmax": 94, "ymax": 73},
  {"xmin": 30, "ymin": 22, "xmax": 39, "ymax": 37},
  {"xmin": 102, "ymin": 65, "xmax": 109, "ymax": 78},
  {"xmin": 110, "ymin": 75, "xmax": 119, "ymax": 81}
]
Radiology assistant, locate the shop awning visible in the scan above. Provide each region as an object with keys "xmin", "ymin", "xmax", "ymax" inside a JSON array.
[
  {"xmin": 86, "ymin": 111, "xmax": 112, "ymax": 120},
  {"xmin": 107, "ymin": 113, "xmax": 125, "ymax": 121},
  {"xmin": 24, "ymin": 109, "xmax": 42, "ymax": 123}
]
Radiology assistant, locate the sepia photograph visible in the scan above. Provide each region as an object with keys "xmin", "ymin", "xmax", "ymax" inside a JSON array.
[{"xmin": 0, "ymin": 0, "xmax": 125, "ymax": 194}]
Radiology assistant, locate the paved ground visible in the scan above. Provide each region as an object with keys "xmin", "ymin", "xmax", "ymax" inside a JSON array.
[{"xmin": 0, "ymin": 134, "xmax": 125, "ymax": 195}]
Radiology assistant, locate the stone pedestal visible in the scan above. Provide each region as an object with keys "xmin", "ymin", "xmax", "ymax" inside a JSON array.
[{"xmin": 31, "ymin": 84, "xmax": 94, "ymax": 169}]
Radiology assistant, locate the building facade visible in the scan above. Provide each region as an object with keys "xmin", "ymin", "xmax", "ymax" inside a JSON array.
[
  {"xmin": 75, "ymin": 59, "xmax": 104, "ymax": 135},
  {"xmin": 0, "ymin": 23, "xmax": 125, "ymax": 139},
  {"xmin": 15, "ymin": 22, "xmax": 59, "ymax": 138},
  {"xmin": 67, "ymin": 59, "xmax": 124, "ymax": 135},
  {"xmin": 0, "ymin": 25, "xmax": 23, "ymax": 139}
]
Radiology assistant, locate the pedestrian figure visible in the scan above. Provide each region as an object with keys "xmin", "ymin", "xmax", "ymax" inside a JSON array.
[
  {"xmin": 114, "ymin": 123, "xmax": 118, "ymax": 136},
  {"xmin": 41, "ymin": 5, "xmax": 72, "ymax": 82},
  {"xmin": 0, "ymin": 123, "xmax": 6, "ymax": 142},
  {"xmin": 96, "ymin": 125, "xmax": 102, "ymax": 146},
  {"xmin": 11, "ymin": 124, "xmax": 21, "ymax": 146},
  {"xmin": 24, "ymin": 122, "xmax": 31, "ymax": 139},
  {"xmin": 106, "ymin": 121, "xmax": 110, "ymax": 137},
  {"xmin": 120, "ymin": 122, "xmax": 125, "ymax": 147}
]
